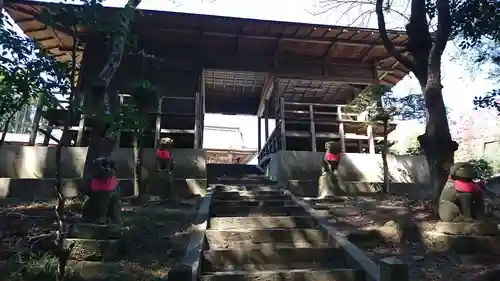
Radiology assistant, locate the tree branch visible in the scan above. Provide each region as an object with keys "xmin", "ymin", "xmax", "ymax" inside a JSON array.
[
  {"xmin": 429, "ymin": 0, "xmax": 452, "ymax": 72},
  {"xmin": 375, "ymin": 0, "xmax": 416, "ymax": 72}
]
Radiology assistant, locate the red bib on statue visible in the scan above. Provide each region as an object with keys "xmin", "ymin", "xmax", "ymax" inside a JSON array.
[
  {"xmin": 455, "ymin": 180, "xmax": 481, "ymax": 193},
  {"xmin": 325, "ymin": 152, "xmax": 340, "ymax": 162},
  {"xmin": 156, "ymin": 149, "xmax": 171, "ymax": 159},
  {"xmin": 90, "ymin": 176, "xmax": 117, "ymax": 191}
]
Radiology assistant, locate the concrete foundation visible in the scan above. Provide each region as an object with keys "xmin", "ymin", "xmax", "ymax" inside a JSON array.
[{"xmin": 266, "ymin": 151, "xmax": 431, "ymax": 197}]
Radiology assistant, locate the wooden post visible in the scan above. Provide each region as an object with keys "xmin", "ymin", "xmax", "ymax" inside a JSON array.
[
  {"xmin": 194, "ymin": 91, "xmax": 201, "ymax": 149},
  {"xmin": 279, "ymin": 96, "xmax": 286, "ymax": 150},
  {"xmin": 337, "ymin": 106, "xmax": 346, "ymax": 152},
  {"xmin": 112, "ymin": 94, "xmax": 125, "ymax": 149},
  {"xmin": 257, "ymin": 117, "xmax": 262, "ymax": 152},
  {"xmin": 28, "ymin": 92, "xmax": 45, "ymax": 145},
  {"xmin": 309, "ymin": 104, "xmax": 317, "ymax": 151},
  {"xmin": 358, "ymin": 140, "xmax": 363, "ymax": 153},
  {"xmin": 264, "ymin": 101, "xmax": 269, "ymax": 141},
  {"xmin": 367, "ymin": 124, "xmax": 375, "ymax": 154},
  {"xmin": 155, "ymin": 96, "xmax": 162, "ymax": 147},
  {"xmin": 379, "ymin": 257, "xmax": 408, "ymax": 281},
  {"xmin": 43, "ymin": 124, "xmax": 53, "ymax": 146},
  {"xmin": 200, "ymin": 70, "xmax": 206, "ymax": 146}
]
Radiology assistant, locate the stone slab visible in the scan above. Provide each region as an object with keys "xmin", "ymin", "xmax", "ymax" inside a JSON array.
[
  {"xmin": 205, "ymin": 228, "xmax": 334, "ymax": 249},
  {"xmin": 200, "ymin": 268, "xmax": 365, "ymax": 281},
  {"xmin": 68, "ymin": 223, "xmax": 121, "ymax": 240},
  {"xmin": 209, "ymin": 216, "xmax": 319, "ymax": 230},
  {"xmin": 420, "ymin": 231, "xmax": 500, "ymax": 254},
  {"xmin": 212, "ymin": 195, "xmax": 291, "ymax": 201},
  {"xmin": 213, "ymin": 191, "xmax": 285, "ymax": 197},
  {"xmin": 202, "ymin": 247, "xmax": 345, "ymax": 271},
  {"xmin": 65, "ymin": 238, "xmax": 122, "ymax": 261},
  {"xmin": 209, "ymin": 205, "xmax": 310, "ymax": 217},
  {"xmin": 435, "ymin": 221, "xmax": 499, "ymax": 236},
  {"xmin": 168, "ymin": 188, "xmax": 213, "ymax": 281}
]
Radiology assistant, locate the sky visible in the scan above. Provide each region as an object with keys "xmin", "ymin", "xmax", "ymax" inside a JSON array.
[{"xmin": 5, "ymin": 0, "xmax": 499, "ymax": 163}]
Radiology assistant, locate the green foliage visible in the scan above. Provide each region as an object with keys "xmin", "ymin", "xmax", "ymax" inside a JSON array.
[
  {"xmin": 405, "ymin": 140, "xmax": 422, "ymax": 155},
  {"xmin": 467, "ymin": 158, "xmax": 493, "ymax": 179},
  {"xmin": 345, "ymin": 85, "xmax": 426, "ymax": 122},
  {"xmin": 4, "ymin": 253, "xmax": 83, "ymax": 281},
  {"xmin": 0, "ymin": 16, "xmax": 69, "ymax": 127}
]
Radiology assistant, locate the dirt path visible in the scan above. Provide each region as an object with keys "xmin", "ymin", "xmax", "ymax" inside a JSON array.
[{"xmin": 312, "ymin": 195, "xmax": 500, "ymax": 281}]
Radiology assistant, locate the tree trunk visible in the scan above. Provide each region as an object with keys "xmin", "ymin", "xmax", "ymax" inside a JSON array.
[
  {"xmin": 382, "ymin": 117, "xmax": 389, "ymax": 193},
  {"xmin": 82, "ymin": 0, "xmax": 142, "ymax": 180},
  {"xmin": 376, "ymin": 0, "xmax": 456, "ymax": 203},
  {"xmin": 0, "ymin": 111, "xmax": 17, "ymax": 150}
]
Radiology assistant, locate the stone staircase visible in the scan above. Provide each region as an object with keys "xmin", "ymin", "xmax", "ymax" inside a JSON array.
[{"xmin": 169, "ymin": 170, "xmax": 408, "ymax": 281}]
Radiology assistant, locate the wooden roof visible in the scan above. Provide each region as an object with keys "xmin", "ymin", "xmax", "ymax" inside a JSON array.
[{"xmin": 6, "ymin": 0, "xmax": 410, "ymax": 86}]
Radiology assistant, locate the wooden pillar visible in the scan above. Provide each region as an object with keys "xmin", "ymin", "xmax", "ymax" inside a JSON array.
[
  {"xmin": 337, "ymin": 106, "xmax": 346, "ymax": 152},
  {"xmin": 379, "ymin": 257, "xmax": 408, "ymax": 281},
  {"xmin": 200, "ymin": 71, "xmax": 206, "ymax": 147},
  {"xmin": 155, "ymin": 96, "xmax": 162, "ymax": 147},
  {"xmin": 367, "ymin": 124, "xmax": 375, "ymax": 154},
  {"xmin": 309, "ymin": 104, "xmax": 316, "ymax": 152},
  {"xmin": 279, "ymin": 96, "xmax": 286, "ymax": 150},
  {"xmin": 28, "ymin": 92, "xmax": 45, "ymax": 145},
  {"xmin": 264, "ymin": 101, "xmax": 269, "ymax": 141},
  {"xmin": 194, "ymin": 91, "xmax": 202, "ymax": 149},
  {"xmin": 257, "ymin": 117, "xmax": 262, "ymax": 152},
  {"xmin": 358, "ymin": 140, "xmax": 363, "ymax": 153}
]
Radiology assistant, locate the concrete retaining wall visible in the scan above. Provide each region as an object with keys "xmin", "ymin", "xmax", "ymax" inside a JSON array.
[
  {"xmin": 266, "ymin": 151, "xmax": 431, "ymax": 197},
  {"xmin": 0, "ymin": 146, "xmax": 207, "ymax": 200},
  {"xmin": 0, "ymin": 146, "xmax": 206, "ymax": 179}
]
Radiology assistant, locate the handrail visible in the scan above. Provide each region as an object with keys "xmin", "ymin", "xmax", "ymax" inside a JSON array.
[{"xmin": 258, "ymin": 125, "xmax": 280, "ymax": 160}]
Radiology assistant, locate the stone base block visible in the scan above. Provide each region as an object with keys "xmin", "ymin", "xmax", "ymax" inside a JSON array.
[
  {"xmin": 68, "ymin": 223, "xmax": 122, "ymax": 240},
  {"xmin": 420, "ymin": 231, "xmax": 500, "ymax": 254},
  {"xmin": 65, "ymin": 238, "xmax": 122, "ymax": 261},
  {"xmin": 435, "ymin": 221, "xmax": 499, "ymax": 236}
]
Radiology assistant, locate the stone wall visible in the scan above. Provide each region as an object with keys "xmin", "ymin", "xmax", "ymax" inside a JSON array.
[
  {"xmin": 265, "ymin": 151, "xmax": 431, "ymax": 197},
  {"xmin": 0, "ymin": 146, "xmax": 207, "ymax": 199}
]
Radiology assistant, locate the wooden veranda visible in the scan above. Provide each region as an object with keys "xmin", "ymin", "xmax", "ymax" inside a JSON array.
[{"xmin": 5, "ymin": 0, "xmax": 410, "ymax": 157}]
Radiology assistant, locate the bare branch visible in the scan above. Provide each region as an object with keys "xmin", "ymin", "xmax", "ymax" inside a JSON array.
[
  {"xmin": 375, "ymin": 0, "xmax": 416, "ymax": 71},
  {"xmin": 429, "ymin": 0, "xmax": 452, "ymax": 71}
]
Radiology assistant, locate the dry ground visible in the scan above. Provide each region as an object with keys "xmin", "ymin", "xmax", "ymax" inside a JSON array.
[
  {"xmin": 0, "ymin": 197, "xmax": 200, "ymax": 281},
  {"xmin": 318, "ymin": 195, "xmax": 500, "ymax": 281}
]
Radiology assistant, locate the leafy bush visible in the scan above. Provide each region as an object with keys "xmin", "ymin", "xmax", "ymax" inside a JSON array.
[{"xmin": 468, "ymin": 158, "xmax": 493, "ymax": 179}]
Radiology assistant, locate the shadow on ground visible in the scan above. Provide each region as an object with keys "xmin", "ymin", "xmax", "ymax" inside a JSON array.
[{"xmin": 0, "ymin": 197, "xmax": 200, "ymax": 281}]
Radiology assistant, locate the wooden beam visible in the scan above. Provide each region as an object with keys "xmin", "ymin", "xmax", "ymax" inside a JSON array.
[
  {"xmin": 194, "ymin": 91, "xmax": 201, "ymax": 149},
  {"xmin": 279, "ymin": 96, "xmax": 286, "ymax": 150},
  {"xmin": 257, "ymin": 74, "xmax": 274, "ymax": 117},
  {"xmin": 146, "ymin": 28, "xmax": 408, "ymax": 48},
  {"xmin": 257, "ymin": 117, "xmax": 262, "ymax": 152}
]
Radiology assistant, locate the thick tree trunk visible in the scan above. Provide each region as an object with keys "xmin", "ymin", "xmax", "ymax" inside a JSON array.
[{"xmin": 83, "ymin": 0, "xmax": 142, "ymax": 180}]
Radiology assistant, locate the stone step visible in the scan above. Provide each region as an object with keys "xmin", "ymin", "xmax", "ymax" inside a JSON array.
[
  {"xmin": 211, "ymin": 199, "xmax": 298, "ymax": 208},
  {"xmin": 205, "ymin": 228, "xmax": 334, "ymax": 249},
  {"xmin": 214, "ymin": 186, "xmax": 279, "ymax": 193},
  {"xmin": 215, "ymin": 178, "xmax": 277, "ymax": 185},
  {"xmin": 202, "ymin": 247, "xmax": 346, "ymax": 272},
  {"xmin": 212, "ymin": 195, "xmax": 292, "ymax": 201},
  {"xmin": 210, "ymin": 206, "xmax": 310, "ymax": 217},
  {"xmin": 209, "ymin": 216, "xmax": 319, "ymax": 229},
  {"xmin": 213, "ymin": 191, "xmax": 286, "ymax": 199},
  {"xmin": 64, "ymin": 238, "xmax": 123, "ymax": 261},
  {"xmin": 67, "ymin": 223, "xmax": 121, "ymax": 240},
  {"xmin": 200, "ymin": 268, "xmax": 365, "ymax": 281}
]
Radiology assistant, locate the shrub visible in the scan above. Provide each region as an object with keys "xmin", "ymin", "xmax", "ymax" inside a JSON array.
[{"xmin": 468, "ymin": 158, "xmax": 493, "ymax": 179}]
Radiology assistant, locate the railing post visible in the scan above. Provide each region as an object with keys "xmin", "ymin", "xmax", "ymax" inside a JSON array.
[
  {"xmin": 379, "ymin": 257, "xmax": 408, "ymax": 281},
  {"xmin": 309, "ymin": 104, "xmax": 316, "ymax": 152},
  {"xmin": 367, "ymin": 124, "xmax": 375, "ymax": 154},
  {"xmin": 257, "ymin": 117, "xmax": 262, "ymax": 152},
  {"xmin": 337, "ymin": 106, "xmax": 346, "ymax": 152}
]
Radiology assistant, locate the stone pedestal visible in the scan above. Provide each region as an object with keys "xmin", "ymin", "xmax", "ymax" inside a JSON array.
[
  {"xmin": 66, "ymin": 223, "xmax": 124, "ymax": 261},
  {"xmin": 421, "ymin": 221, "xmax": 500, "ymax": 254}
]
